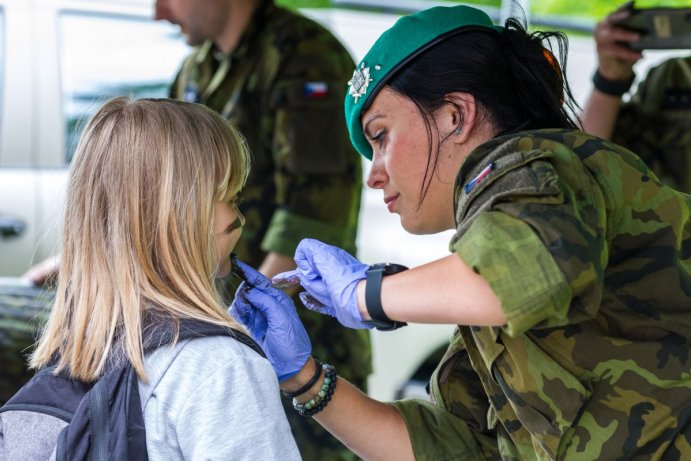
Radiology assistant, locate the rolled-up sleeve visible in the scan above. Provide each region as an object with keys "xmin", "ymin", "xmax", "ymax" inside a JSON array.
[
  {"xmin": 453, "ymin": 211, "xmax": 573, "ymax": 336},
  {"xmin": 391, "ymin": 399, "xmax": 488, "ymax": 461}
]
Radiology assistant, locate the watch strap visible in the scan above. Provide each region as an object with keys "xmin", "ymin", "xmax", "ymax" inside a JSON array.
[
  {"xmin": 364, "ymin": 265, "xmax": 407, "ymax": 331},
  {"xmin": 592, "ymin": 69, "xmax": 635, "ymax": 97}
]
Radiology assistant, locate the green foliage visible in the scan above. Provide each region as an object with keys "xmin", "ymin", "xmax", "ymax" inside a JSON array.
[
  {"xmin": 276, "ymin": 0, "xmax": 691, "ymax": 19},
  {"xmin": 276, "ymin": 0, "xmax": 501, "ymax": 9},
  {"xmin": 532, "ymin": 0, "xmax": 623, "ymax": 19},
  {"xmin": 276, "ymin": 0, "xmax": 330, "ymax": 8}
]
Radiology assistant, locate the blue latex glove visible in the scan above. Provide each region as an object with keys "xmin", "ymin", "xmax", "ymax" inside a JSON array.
[
  {"xmin": 275, "ymin": 238, "xmax": 370, "ymax": 329},
  {"xmin": 230, "ymin": 259, "xmax": 311, "ymax": 382}
]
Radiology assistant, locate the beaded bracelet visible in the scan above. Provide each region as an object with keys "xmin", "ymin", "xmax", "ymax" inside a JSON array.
[
  {"xmin": 592, "ymin": 69, "xmax": 635, "ymax": 97},
  {"xmin": 293, "ymin": 363, "xmax": 337, "ymax": 417},
  {"xmin": 282, "ymin": 358, "xmax": 323, "ymax": 398}
]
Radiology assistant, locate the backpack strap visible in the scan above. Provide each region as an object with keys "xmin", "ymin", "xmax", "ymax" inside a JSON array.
[
  {"xmin": 143, "ymin": 318, "xmax": 265, "ymax": 358},
  {"xmin": 0, "ymin": 366, "xmax": 92, "ymax": 421}
]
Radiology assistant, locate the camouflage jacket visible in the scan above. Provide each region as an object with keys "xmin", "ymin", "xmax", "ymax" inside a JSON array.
[
  {"xmin": 612, "ymin": 55, "xmax": 691, "ymax": 194},
  {"xmin": 394, "ymin": 129, "xmax": 691, "ymax": 460},
  {"xmin": 170, "ymin": 0, "xmax": 362, "ymax": 265}
]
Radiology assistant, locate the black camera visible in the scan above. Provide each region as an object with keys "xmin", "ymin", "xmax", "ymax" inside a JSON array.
[{"xmin": 616, "ymin": 3, "xmax": 691, "ymax": 49}]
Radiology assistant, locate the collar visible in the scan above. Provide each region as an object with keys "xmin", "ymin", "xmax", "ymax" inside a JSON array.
[{"xmin": 206, "ymin": 0, "xmax": 275, "ymax": 63}]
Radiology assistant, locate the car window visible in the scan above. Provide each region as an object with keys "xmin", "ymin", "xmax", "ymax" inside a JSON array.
[{"xmin": 59, "ymin": 12, "xmax": 189, "ymax": 162}]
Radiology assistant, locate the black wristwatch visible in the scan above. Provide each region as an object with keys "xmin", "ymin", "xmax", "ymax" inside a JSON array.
[{"xmin": 363, "ymin": 263, "xmax": 409, "ymax": 331}]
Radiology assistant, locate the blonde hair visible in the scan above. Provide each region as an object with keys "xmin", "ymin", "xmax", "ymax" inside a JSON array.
[{"xmin": 31, "ymin": 97, "xmax": 251, "ymax": 381}]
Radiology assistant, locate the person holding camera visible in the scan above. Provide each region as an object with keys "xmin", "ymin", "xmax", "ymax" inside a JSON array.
[
  {"xmin": 581, "ymin": 4, "xmax": 643, "ymax": 139},
  {"xmin": 582, "ymin": 3, "xmax": 691, "ymax": 193}
]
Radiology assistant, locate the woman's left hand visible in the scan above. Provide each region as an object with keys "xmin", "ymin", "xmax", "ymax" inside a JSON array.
[{"xmin": 230, "ymin": 259, "xmax": 312, "ymax": 382}]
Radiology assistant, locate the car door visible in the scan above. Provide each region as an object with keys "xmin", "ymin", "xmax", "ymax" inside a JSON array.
[
  {"xmin": 0, "ymin": 0, "xmax": 189, "ymax": 276},
  {"xmin": 0, "ymin": 0, "xmax": 41, "ymax": 277}
]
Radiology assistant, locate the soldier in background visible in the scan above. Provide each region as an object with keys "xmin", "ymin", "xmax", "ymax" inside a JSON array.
[
  {"xmin": 154, "ymin": 0, "xmax": 368, "ymax": 459},
  {"xmin": 611, "ymin": 56, "xmax": 691, "ymax": 193},
  {"xmin": 581, "ymin": 5, "xmax": 691, "ymax": 192}
]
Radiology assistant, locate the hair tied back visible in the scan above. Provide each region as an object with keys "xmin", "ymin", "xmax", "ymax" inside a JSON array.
[{"xmin": 542, "ymin": 47, "xmax": 564, "ymax": 104}]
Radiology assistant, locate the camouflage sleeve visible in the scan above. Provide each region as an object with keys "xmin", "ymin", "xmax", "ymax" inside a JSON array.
[
  {"xmin": 261, "ymin": 24, "xmax": 362, "ymax": 256},
  {"xmin": 262, "ymin": 209, "xmax": 358, "ymax": 256},
  {"xmin": 390, "ymin": 399, "xmax": 489, "ymax": 461},
  {"xmin": 454, "ymin": 212, "xmax": 573, "ymax": 336},
  {"xmin": 452, "ymin": 150, "xmax": 608, "ymax": 336}
]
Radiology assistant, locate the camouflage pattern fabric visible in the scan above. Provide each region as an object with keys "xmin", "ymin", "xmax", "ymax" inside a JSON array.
[
  {"xmin": 612, "ymin": 55, "xmax": 691, "ymax": 193},
  {"xmin": 0, "ymin": 286, "xmax": 52, "ymax": 404},
  {"xmin": 171, "ymin": 2, "xmax": 368, "ymax": 459},
  {"xmin": 393, "ymin": 129, "xmax": 690, "ymax": 460}
]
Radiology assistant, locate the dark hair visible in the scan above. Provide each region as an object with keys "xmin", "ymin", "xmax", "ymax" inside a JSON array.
[{"xmin": 387, "ymin": 18, "xmax": 580, "ymax": 205}]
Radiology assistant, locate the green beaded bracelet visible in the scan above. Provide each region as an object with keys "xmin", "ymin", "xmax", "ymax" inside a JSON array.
[{"xmin": 293, "ymin": 363, "xmax": 337, "ymax": 417}]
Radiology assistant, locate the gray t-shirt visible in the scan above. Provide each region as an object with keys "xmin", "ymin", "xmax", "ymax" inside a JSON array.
[{"xmin": 138, "ymin": 335, "xmax": 300, "ymax": 460}]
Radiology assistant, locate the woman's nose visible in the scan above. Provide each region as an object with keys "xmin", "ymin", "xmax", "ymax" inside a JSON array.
[{"xmin": 366, "ymin": 155, "xmax": 388, "ymax": 189}]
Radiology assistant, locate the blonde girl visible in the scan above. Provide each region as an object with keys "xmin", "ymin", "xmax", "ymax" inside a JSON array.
[{"xmin": 29, "ymin": 97, "xmax": 299, "ymax": 459}]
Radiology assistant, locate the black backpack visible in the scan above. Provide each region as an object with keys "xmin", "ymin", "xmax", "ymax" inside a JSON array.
[{"xmin": 0, "ymin": 319, "xmax": 264, "ymax": 460}]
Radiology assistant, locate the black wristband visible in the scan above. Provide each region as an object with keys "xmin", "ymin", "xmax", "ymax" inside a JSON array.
[
  {"xmin": 363, "ymin": 263, "xmax": 408, "ymax": 331},
  {"xmin": 282, "ymin": 358, "xmax": 322, "ymax": 398},
  {"xmin": 592, "ymin": 69, "xmax": 635, "ymax": 97}
]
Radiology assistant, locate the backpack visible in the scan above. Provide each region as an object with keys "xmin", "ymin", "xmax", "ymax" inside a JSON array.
[{"xmin": 0, "ymin": 319, "xmax": 264, "ymax": 460}]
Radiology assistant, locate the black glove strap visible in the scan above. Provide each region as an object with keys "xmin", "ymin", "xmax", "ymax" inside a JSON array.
[{"xmin": 363, "ymin": 263, "xmax": 408, "ymax": 331}]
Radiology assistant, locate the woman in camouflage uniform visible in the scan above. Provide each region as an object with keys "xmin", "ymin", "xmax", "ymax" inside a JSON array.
[{"xmin": 233, "ymin": 5, "xmax": 691, "ymax": 460}]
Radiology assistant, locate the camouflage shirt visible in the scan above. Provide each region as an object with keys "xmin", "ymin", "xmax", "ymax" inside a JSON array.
[
  {"xmin": 394, "ymin": 129, "xmax": 691, "ymax": 460},
  {"xmin": 612, "ymin": 55, "xmax": 691, "ymax": 194}
]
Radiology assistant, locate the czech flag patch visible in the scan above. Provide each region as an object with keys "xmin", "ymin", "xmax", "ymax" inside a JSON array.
[
  {"xmin": 304, "ymin": 81, "xmax": 328, "ymax": 99},
  {"xmin": 464, "ymin": 162, "xmax": 495, "ymax": 194}
]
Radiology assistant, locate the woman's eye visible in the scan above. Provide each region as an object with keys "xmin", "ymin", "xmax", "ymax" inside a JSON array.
[{"xmin": 369, "ymin": 130, "xmax": 385, "ymax": 146}]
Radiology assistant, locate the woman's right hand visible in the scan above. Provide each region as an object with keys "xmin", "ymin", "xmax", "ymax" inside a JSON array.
[
  {"xmin": 275, "ymin": 239, "xmax": 372, "ymax": 329},
  {"xmin": 593, "ymin": 6, "xmax": 643, "ymax": 81},
  {"xmin": 230, "ymin": 259, "xmax": 312, "ymax": 382}
]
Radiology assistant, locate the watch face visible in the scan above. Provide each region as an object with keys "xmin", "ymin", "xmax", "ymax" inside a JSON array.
[{"xmin": 367, "ymin": 262, "xmax": 408, "ymax": 275}]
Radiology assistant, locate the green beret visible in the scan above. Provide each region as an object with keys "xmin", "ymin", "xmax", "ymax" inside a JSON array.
[{"xmin": 345, "ymin": 5, "xmax": 503, "ymax": 160}]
